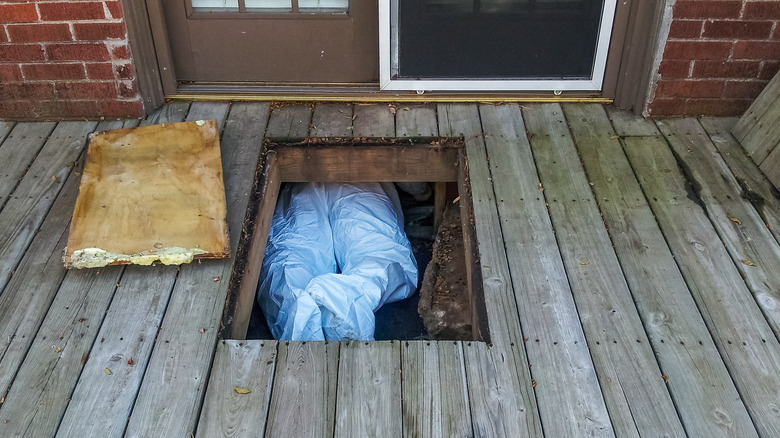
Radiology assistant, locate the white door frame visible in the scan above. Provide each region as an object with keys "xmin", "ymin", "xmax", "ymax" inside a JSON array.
[{"xmin": 378, "ymin": 0, "xmax": 618, "ymax": 92}]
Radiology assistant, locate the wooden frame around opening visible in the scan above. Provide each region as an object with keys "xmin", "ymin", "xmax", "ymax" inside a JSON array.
[{"xmin": 220, "ymin": 140, "xmax": 489, "ymax": 343}]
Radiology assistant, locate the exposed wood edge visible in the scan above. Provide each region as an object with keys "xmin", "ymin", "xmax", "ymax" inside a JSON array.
[
  {"xmin": 458, "ymin": 149, "xmax": 490, "ymax": 344},
  {"xmin": 121, "ymin": 0, "xmax": 165, "ymax": 113},
  {"xmin": 734, "ymin": 71, "xmax": 780, "ymax": 142},
  {"xmin": 433, "ymin": 182, "xmax": 446, "ymax": 229},
  {"xmin": 222, "ymin": 152, "xmax": 280, "ymax": 340}
]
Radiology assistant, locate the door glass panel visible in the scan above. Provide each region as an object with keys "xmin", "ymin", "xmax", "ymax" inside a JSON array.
[
  {"xmin": 191, "ymin": 0, "xmax": 348, "ymax": 13},
  {"xmin": 244, "ymin": 0, "xmax": 292, "ymax": 12},
  {"xmin": 299, "ymin": 0, "xmax": 349, "ymax": 12},
  {"xmin": 191, "ymin": 0, "xmax": 239, "ymax": 12}
]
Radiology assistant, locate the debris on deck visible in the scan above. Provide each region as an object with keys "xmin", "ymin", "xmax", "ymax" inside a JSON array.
[{"xmin": 63, "ymin": 120, "xmax": 230, "ymax": 268}]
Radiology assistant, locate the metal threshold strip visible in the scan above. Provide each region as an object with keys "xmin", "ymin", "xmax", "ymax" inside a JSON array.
[{"xmin": 170, "ymin": 83, "xmax": 613, "ymax": 103}]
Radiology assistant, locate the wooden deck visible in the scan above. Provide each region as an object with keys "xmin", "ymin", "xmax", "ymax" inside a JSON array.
[{"xmin": 0, "ymin": 102, "xmax": 779, "ymax": 437}]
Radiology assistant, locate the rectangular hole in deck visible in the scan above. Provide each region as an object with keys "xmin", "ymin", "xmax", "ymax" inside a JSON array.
[{"xmin": 221, "ymin": 138, "xmax": 489, "ymax": 343}]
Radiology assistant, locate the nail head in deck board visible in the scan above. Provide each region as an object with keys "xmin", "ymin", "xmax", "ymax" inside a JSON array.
[
  {"xmin": 0, "ymin": 122, "xmax": 56, "ymax": 211},
  {"xmin": 0, "ymin": 121, "xmax": 98, "ymax": 293},
  {"xmin": 733, "ymin": 71, "xmax": 780, "ymax": 162},
  {"xmin": 310, "ymin": 103, "xmax": 354, "ymax": 137},
  {"xmin": 568, "ymin": 103, "xmax": 756, "ymax": 437},
  {"xmin": 352, "ymin": 104, "xmax": 395, "ymax": 138},
  {"xmin": 437, "ymin": 103, "xmax": 542, "ymax": 437},
  {"xmin": 657, "ymin": 118, "xmax": 780, "ymax": 341},
  {"xmin": 266, "ymin": 103, "xmax": 313, "ymax": 140},
  {"xmin": 265, "ymin": 341, "xmax": 339, "ymax": 438},
  {"xmin": 396, "ymin": 104, "xmax": 439, "ymax": 138},
  {"xmin": 524, "ymin": 103, "xmax": 685, "ymax": 437},
  {"xmin": 335, "ymin": 341, "xmax": 401, "ymax": 438},
  {"xmin": 622, "ymin": 133, "xmax": 780, "ymax": 437},
  {"xmin": 0, "ymin": 265, "xmax": 124, "ymax": 438},
  {"xmin": 198, "ymin": 340, "xmax": 277, "ymax": 438},
  {"xmin": 479, "ymin": 103, "xmax": 613, "ymax": 437},
  {"xmin": 125, "ymin": 103, "xmax": 266, "ymax": 438},
  {"xmin": 401, "ymin": 341, "xmax": 472, "ymax": 438}
]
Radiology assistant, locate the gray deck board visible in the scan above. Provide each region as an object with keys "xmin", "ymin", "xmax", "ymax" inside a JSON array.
[
  {"xmin": 0, "ymin": 122, "xmax": 56, "ymax": 212},
  {"xmin": 197, "ymin": 340, "xmax": 277, "ymax": 438},
  {"xmin": 734, "ymin": 71, "xmax": 780, "ymax": 148},
  {"xmin": 402, "ymin": 341, "xmax": 472, "ymax": 438},
  {"xmin": 266, "ymin": 103, "xmax": 312, "ymax": 139},
  {"xmin": 124, "ymin": 102, "xmax": 268, "ymax": 438},
  {"xmin": 0, "ymin": 121, "xmax": 14, "ymax": 146},
  {"xmin": 479, "ymin": 103, "xmax": 612, "ymax": 438},
  {"xmin": 335, "ymin": 341, "xmax": 402, "ymax": 438},
  {"xmin": 524, "ymin": 103, "xmax": 685, "ymax": 437},
  {"xmin": 568, "ymin": 104, "xmax": 756, "ymax": 437},
  {"xmin": 352, "ymin": 104, "xmax": 395, "ymax": 137},
  {"xmin": 396, "ymin": 104, "xmax": 438, "ymax": 137},
  {"xmin": 657, "ymin": 118, "xmax": 780, "ymax": 341},
  {"xmin": 438, "ymin": 103, "xmax": 542, "ymax": 437},
  {"xmin": 619, "ymin": 119, "xmax": 780, "ymax": 436},
  {"xmin": 733, "ymin": 72, "xmax": 780, "ymax": 164},
  {"xmin": 265, "ymin": 341, "xmax": 339, "ymax": 437},
  {"xmin": 310, "ymin": 103, "xmax": 354, "ymax": 137}
]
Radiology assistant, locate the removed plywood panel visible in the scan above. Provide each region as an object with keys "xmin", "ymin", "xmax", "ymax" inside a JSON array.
[{"xmin": 64, "ymin": 120, "xmax": 230, "ymax": 268}]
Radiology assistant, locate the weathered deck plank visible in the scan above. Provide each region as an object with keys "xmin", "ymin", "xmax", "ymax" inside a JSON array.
[
  {"xmin": 265, "ymin": 341, "xmax": 339, "ymax": 437},
  {"xmin": 402, "ymin": 341, "xmax": 472, "ymax": 438},
  {"xmin": 733, "ymin": 71, "xmax": 780, "ymax": 152},
  {"xmin": 352, "ymin": 104, "xmax": 395, "ymax": 137},
  {"xmin": 266, "ymin": 103, "xmax": 312, "ymax": 139},
  {"xmin": 437, "ymin": 103, "xmax": 542, "ymax": 437},
  {"xmin": 657, "ymin": 118, "xmax": 780, "ymax": 340},
  {"xmin": 197, "ymin": 340, "xmax": 277, "ymax": 438},
  {"xmin": 0, "ymin": 121, "xmax": 14, "ymax": 146},
  {"xmin": 125, "ymin": 102, "xmax": 268, "ymax": 438},
  {"xmin": 478, "ymin": 103, "xmax": 612, "ymax": 437},
  {"xmin": 619, "ymin": 121, "xmax": 780, "ymax": 437},
  {"xmin": 310, "ymin": 103, "xmax": 354, "ymax": 137},
  {"xmin": 524, "ymin": 103, "xmax": 685, "ymax": 437},
  {"xmin": 732, "ymin": 72, "xmax": 780, "ymax": 164},
  {"xmin": 0, "ymin": 122, "xmax": 56, "ymax": 212},
  {"xmin": 568, "ymin": 103, "xmax": 756, "ymax": 437},
  {"xmin": 335, "ymin": 341, "xmax": 402, "ymax": 438},
  {"xmin": 396, "ymin": 104, "xmax": 438, "ymax": 137}
]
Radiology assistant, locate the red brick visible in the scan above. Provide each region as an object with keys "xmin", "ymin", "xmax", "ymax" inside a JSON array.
[
  {"xmin": 55, "ymin": 82, "xmax": 117, "ymax": 99},
  {"xmin": 0, "ymin": 27, "xmax": 8, "ymax": 43},
  {"xmin": 7, "ymin": 23, "xmax": 72, "ymax": 43},
  {"xmin": 760, "ymin": 61, "xmax": 780, "ymax": 79},
  {"xmin": 663, "ymin": 41, "xmax": 733, "ymax": 61},
  {"xmin": 115, "ymin": 62, "xmax": 134, "ymax": 80},
  {"xmin": 0, "ymin": 64, "xmax": 23, "ymax": 82},
  {"xmin": 674, "ymin": 1, "xmax": 742, "ymax": 19},
  {"xmin": 733, "ymin": 41, "xmax": 780, "ymax": 59},
  {"xmin": 0, "ymin": 44, "xmax": 45, "ymax": 62},
  {"xmin": 0, "ymin": 4, "xmax": 39, "ymax": 23},
  {"xmin": 684, "ymin": 98, "xmax": 752, "ymax": 116},
  {"xmin": 648, "ymin": 98, "xmax": 686, "ymax": 116},
  {"xmin": 744, "ymin": 2, "xmax": 780, "ymax": 20},
  {"xmin": 703, "ymin": 21, "xmax": 773, "ymax": 40},
  {"xmin": 73, "ymin": 22, "xmax": 126, "ymax": 41},
  {"xmin": 33, "ymin": 100, "xmax": 99, "ymax": 119},
  {"xmin": 0, "ymin": 83, "xmax": 56, "ymax": 100},
  {"xmin": 47, "ymin": 43, "xmax": 110, "ymax": 62},
  {"xmin": 106, "ymin": 1, "xmax": 124, "ymax": 19},
  {"xmin": 38, "ymin": 2, "xmax": 105, "ymax": 21},
  {"xmin": 111, "ymin": 45, "xmax": 130, "ymax": 60},
  {"xmin": 117, "ymin": 81, "xmax": 137, "ymax": 98},
  {"xmin": 655, "ymin": 79, "xmax": 725, "ymax": 98},
  {"xmin": 99, "ymin": 99, "xmax": 144, "ymax": 118},
  {"xmin": 668, "ymin": 20, "xmax": 703, "ymax": 39},
  {"xmin": 0, "ymin": 101, "xmax": 35, "ymax": 120},
  {"xmin": 86, "ymin": 62, "xmax": 115, "ymax": 79},
  {"xmin": 692, "ymin": 60, "xmax": 762, "ymax": 79},
  {"xmin": 22, "ymin": 63, "xmax": 86, "ymax": 80},
  {"xmin": 658, "ymin": 60, "xmax": 691, "ymax": 79},
  {"xmin": 723, "ymin": 80, "xmax": 770, "ymax": 98}
]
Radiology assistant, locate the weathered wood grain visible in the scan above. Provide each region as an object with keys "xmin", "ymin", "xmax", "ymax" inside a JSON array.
[
  {"xmin": 733, "ymin": 71, "xmax": 780, "ymax": 162},
  {"xmin": 478, "ymin": 103, "xmax": 613, "ymax": 438},
  {"xmin": 605, "ymin": 105, "xmax": 661, "ymax": 137},
  {"xmin": 396, "ymin": 104, "xmax": 438, "ymax": 137},
  {"xmin": 310, "ymin": 103, "xmax": 354, "ymax": 137},
  {"xmin": 352, "ymin": 104, "xmax": 395, "ymax": 138},
  {"xmin": 197, "ymin": 340, "xmax": 277, "ymax": 438},
  {"xmin": 621, "ymin": 130, "xmax": 780, "ymax": 437},
  {"xmin": 124, "ymin": 103, "xmax": 267, "ymax": 438},
  {"xmin": 734, "ymin": 72, "xmax": 780, "ymax": 144},
  {"xmin": 568, "ymin": 104, "xmax": 756, "ymax": 437},
  {"xmin": 0, "ymin": 121, "xmax": 14, "ymax": 146},
  {"xmin": 699, "ymin": 116, "xmax": 780, "ymax": 246},
  {"xmin": 0, "ymin": 122, "xmax": 56, "ymax": 212},
  {"xmin": 524, "ymin": 103, "xmax": 685, "ymax": 437},
  {"xmin": 657, "ymin": 117, "xmax": 780, "ymax": 341},
  {"xmin": 266, "ymin": 104, "xmax": 312, "ymax": 139},
  {"xmin": 265, "ymin": 341, "xmax": 339, "ymax": 438},
  {"xmin": 401, "ymin": 341, "xmax": 472, "ymax": 438},
  {"xmin": 759, "ymin": 143, "xmax": 780, "ymax": 189},
  {"xmin": 335, "ymin": 341, "xmax": 401, "ymax": 438},
  {"xmin": 437, "ymin": 103, "xmax": 542, "ymax": 437}
]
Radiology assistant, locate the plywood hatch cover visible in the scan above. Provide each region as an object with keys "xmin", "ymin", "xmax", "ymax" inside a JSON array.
[{"xmin": 63, "ymin": 120, "xmax": 230, "ymax": 269}]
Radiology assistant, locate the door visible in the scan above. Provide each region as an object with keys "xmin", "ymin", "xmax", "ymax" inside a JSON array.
[{"xmin": 163, "ymin": 0, "xmax": 379, "ymax": 83}]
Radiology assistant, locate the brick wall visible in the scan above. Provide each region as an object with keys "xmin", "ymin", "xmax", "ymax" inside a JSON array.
[
  {"xmin": 0, "ymin": 1, "xmax": 143, "ymax": 120},
  {"xmin": 649, "ymin": 0, "xmax": 780, "ymax": 116}
]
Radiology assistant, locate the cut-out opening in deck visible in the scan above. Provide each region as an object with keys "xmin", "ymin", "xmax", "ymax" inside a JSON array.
[{"xmin": 221, "ymin": 138, "xmax": 489, "ymax": 343}]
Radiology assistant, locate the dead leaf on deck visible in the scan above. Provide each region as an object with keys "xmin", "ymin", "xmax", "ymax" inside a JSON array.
[
  {"xmin": 199, "ymin": 328, "xmax": 206, "ymax": 334},
  {"xmin": 452, "ymin": 196, "xmax": 461, "ymax": 204},
  {"xmin": 538, "ymin": 183, "xmax": 544, "ymax": 191},
  {"xmin": 128, "ymin": 357, "xmax": 135, "ymax": 366},
  {"xmin": 105, "ymin": 368, "xmax": 112, "ymax": 375},
  {"xmin": 741, "ymin": 259, "xmax": 756, "ymax": 266},
  {"xmin": 729, "ymin": 217, "xmax": 742, "ymax": 225},
  {"xmin": 213, "ymin": 276, "xmax": 221, "ymax": 282},
  {"xmin": 579, "ymin": 261, "xmax": 590, "ymax": 266},
  {"xmin": 531, "ymin": 380, "xmax": 537, "ymax": 388},
  {"xmin": 662, "ymin": 375, "xmax": 669, "ymax": 383},
  {"xmin": 54, "ymin": 346, "xmax": 61, "ymax": 353},
  {"xmin": 234, "ymin": 386, "xmax": 251, "ymax": 394}
]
